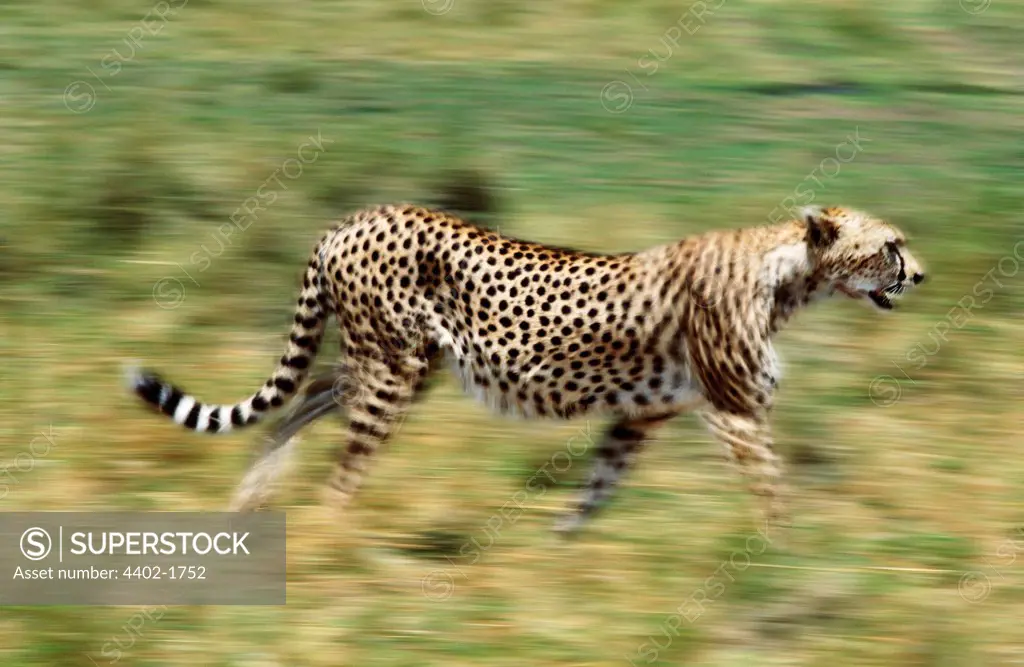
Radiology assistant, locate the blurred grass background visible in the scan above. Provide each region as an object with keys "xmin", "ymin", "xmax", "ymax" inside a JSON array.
[{"xmin": 2, "ymin": 0, "xmax": 1024, "ymax": 664}]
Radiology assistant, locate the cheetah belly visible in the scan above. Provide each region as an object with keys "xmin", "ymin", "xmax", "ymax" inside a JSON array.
[{"xmin": 435, "ymin": 330, "xmax": 705, "ymax": 420}]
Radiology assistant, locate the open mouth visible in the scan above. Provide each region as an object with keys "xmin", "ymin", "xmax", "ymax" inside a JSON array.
[
  {"xmin": 836, "ymin": 284, "xmax": 900, "ymax": 310},
  {"xmin": 867, "ymin": 289, "xmax": 894, "ymax": 310}
]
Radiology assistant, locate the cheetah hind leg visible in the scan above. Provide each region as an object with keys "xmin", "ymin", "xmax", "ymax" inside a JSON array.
[
  {"xmin": 231, "ymin": 348, "xmax": 439, "ymax": 514},
  {"xmin": 228, "ymin": 369, "xmax": 346, "ymax": 513},
  {"xmin": 322, "ymin": 354, "xmax": 423, "ymax": 513}
]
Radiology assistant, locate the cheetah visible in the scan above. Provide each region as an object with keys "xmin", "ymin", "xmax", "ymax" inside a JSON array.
[{"xmin": 126, "ymin": 204, "xmax": 925, "ymax": 531}]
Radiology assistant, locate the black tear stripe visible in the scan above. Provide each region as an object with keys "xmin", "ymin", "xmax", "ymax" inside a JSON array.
[{"xmin": 895, "ymin": 249, "xmax": 906, "ymax": 283}]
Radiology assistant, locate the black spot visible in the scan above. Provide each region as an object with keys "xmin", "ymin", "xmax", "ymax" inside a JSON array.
[
  {"xmin": 282, "ymin": 355, "xmax": 310, "ymax": 369},
  {"xmin": 231, "ymin": 406, "xmax": 246, "ymax": 426},
  {"xmin": 132, "ymin": 373, "xmax": 162, "ymax": 407},
  {"xmin": 350, "ymin": 421, "xmax": 372, "ymax": 436},
  {"xmin": 160, "ymin": 387, "xmax": 183, "ymax": 417},
  {"xmin": 348, "ymin": 441, "xmax": 373, "ymax": 455},
  {"xmin": 611, "ymin": 424, "xmax": 644, "ymax": 441},
  {"xmin": 183, "ymin": 403, "xmax": 201, "ymax": 429}
]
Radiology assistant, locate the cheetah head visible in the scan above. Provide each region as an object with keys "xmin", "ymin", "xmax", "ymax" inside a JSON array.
[{"xmin": 804, "ymin": 206, "xmax": 925, "ymax": 311}]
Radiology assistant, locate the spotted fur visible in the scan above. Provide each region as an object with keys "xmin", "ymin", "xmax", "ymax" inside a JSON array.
[{"xmin": 128, "ymin": 204, "xmax": 925, "ymax": 530}]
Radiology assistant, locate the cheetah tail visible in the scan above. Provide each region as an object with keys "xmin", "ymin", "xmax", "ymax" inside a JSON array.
[{"xmin": 124, "ymin": 245, "xmax": 331, "ymax": 434}]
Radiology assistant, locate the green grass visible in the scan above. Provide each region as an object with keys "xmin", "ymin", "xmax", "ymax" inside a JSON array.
[{"xmin": 2, "ymin": 0, "xmax": 1024, "ymax": 665}]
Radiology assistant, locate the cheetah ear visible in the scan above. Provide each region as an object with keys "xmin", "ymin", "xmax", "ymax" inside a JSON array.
[{"xmin": 803, "ymin": 206, "xmax": 839, "ymax": 249}]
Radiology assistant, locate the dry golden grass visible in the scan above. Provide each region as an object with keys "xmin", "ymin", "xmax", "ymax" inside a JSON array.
[{"xmin": 2, "ymin": 0, "xmax": 1023, "ymax": 665}]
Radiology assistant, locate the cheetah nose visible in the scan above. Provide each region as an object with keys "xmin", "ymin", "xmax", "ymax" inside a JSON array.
[{"xmin": 912, "ymin": 272, "xmax": 925, "ymax": 285}]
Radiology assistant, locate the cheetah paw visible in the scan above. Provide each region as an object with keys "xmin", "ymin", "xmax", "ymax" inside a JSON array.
[{"xmin": 552, "ymin": 512, "xmax": 584, "ymax": 537}]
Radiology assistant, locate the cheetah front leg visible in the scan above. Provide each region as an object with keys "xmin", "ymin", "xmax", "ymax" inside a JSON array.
[
  {"xmin": 553, "ymin": 412, "xmax": 678, "ymax": 535},
  {"xmin": 698, "ymin": 409, "xmax": 789, "ymax": 528}
]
